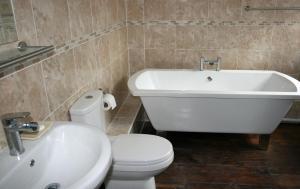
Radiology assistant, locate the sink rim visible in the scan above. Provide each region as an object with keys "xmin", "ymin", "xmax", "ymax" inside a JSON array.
[{"xmin": 0, "ymin": 121, "xmax": 112, "ymax": 189}]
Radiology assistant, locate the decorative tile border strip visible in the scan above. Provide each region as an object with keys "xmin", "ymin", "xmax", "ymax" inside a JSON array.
[
  {"xmin": 55, "ymin": 22, "xmax": 126, "ymax": 54},
  {"xmin": 0, "ymin": 22, "xmax": 126, "ymax": 79},
  {"xmin": 127, "ymin": 20, "xmax": 300, "ymax": 26}
]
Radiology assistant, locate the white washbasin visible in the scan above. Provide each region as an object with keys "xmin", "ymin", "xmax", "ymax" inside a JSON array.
[{"xmin": 0, "ymin": 122, "xmax": 112, "ymax": 189}]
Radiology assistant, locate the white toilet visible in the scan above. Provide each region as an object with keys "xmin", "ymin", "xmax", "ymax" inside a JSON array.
[{"xmin": 69, "ymin": 90, "xmax": 174, "ymax": 189}]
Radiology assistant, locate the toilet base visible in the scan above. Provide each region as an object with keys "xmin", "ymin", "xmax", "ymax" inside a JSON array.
[{"xmin": 105, "ymin": 177, "xmax": 155, "ymax": 189}]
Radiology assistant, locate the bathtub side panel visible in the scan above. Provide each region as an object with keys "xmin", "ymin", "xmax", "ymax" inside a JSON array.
[{"xmin": 141, "ymin": 97, "xmax": 293, "ymax": 134}]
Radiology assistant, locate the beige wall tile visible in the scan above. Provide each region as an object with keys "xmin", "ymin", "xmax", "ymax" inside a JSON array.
[
  {"xmin": 42, "ymin": 50, "xmax": 78, "ymax": 111},
  {"xmin": 237, "ymin": 50, "xmax": 270, "ymax": 70},
  {"xmin": 118, "ymin": 0, "xmax": 127, "ymax": 22},
  {"xmin": 107, "ymin": 0, "xmax": 119, "ymax": 26},
  {"xmin": 207, "ymin": 26, "xmax": 241, "ymax": 49},
  {"xmin": 145, "ymin": 49, "xmax": 176, "ymax": 68},
  {"xmin": 209, "ymin": 0, "xmax": 241, "ymax": 20},
  {"xmin": 68, "ymin": 0, "xmax": 93, "ymax": 39},
  {"xmin": 95, "ymin": 36, "xmax": 111, "ymax": 70},
  {"xmin": 127, "ymin": 26, "xmax": 144, "ymax": 49},
  {"xmin": 73, "ymin": 41, "xmax": 98, "ymax": 87},
  {"xmin": 129, "ymin": 48, "xmax": 145, "ymax": 74},
  {"xmin": 126, "ymin": 0, "xmax": 144, "ymax": 21},
  {"xmin": 32, "ymin": 0, "xmax": 71, "ymax": 46},
  {"xmin": 176, "ymin": 26, "xmax": 208, "ymax": 49},
  {"xmin": 271, "ymin": 26, "xmax": 290, "ymax": 50},
  {"xmin": 110, "ymin": 56, "xmax": 126, "ymax": 92},
  {"xmin": 145, "ymin": 26, "xmax": 176, "ymax": 49},
  {"xmin": 94, "ymin": 36, "xmax": 113, "ymax": 93},
  {"xmin": 98, "ymin": 65, "xmax": 113, "ymax": 92},
  {"xmin": 91, "ymin": 0, "xmax": 107, "ymax": 31},
  {"xmin": 144, "ymin": 0, "xmax": 176, "ymax": 21},
  {"xmin": 0, "ymin": 64, "xmax": 50, "ymax": 120},
  {"xmin": 12, "ymin": 0, "xmax": 37, "ymax": 44},
  {"xmin": 176, "ymin": 0, "xmax": 209, "ymax": 20},
  {"xmin": 239, "ymin": 26, "xmax": 273, "ymax": 50},
  {"xmin": 284, "ymin": 25, "xmax": 300, "ymax": 50},
  {"xmin": 268, "ymin": 50, "xmax": 300, "ymax": 75},
  {"xmin": 176, "ymin": 50, "xmax": 201, "ymax": 69},
  {"xmin": 119, "ymin": 27, "xmax": 128, "ymax": 53},
  {"xmin": 217, "ymin": 26, "xmax": 241, "ymax": 49},
  {"xmin": 176, "ymin": 26, "xmax": 240, "ymax": 50},
  {"xmin": 122, "ymin": 50, "xmax": 129, "ymax": 78},
  {"xmin": 108, "ymin": 29, "xmax": 121, "ymax": 62},
  {"xmin": 197, "ymin": 26, "xmax": 240, "ymax": 49}
]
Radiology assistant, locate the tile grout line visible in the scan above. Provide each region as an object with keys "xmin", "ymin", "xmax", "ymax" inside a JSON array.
[
  {"xmin": 10, "ymin": 0, "xmax": 19, "ymax": 41},
  {"xmin": 125, "ymin": 0, "xmax": 130, "ymax": 77},
  {"xmin": 66, "ymin": 0, "xmax": 73, "ymax": 40},
  {"xmin": 143, "ymin": 0, "xmax": 146, "ymax": 70},
  {"xmin": 29, "ymin": 0, "xmax": 38, "ymax": 44},
  {"xmin": 89, "ymin": 0, "xmax": 94, "ymax": 34},
  {"xmin": 39, "ymin": 60, "xmax": 52, "ymax": 120}
]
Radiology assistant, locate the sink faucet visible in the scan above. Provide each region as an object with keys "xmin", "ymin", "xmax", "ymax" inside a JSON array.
[
  {"xmin": 200, "ymin": 57, "xmax": 221, "ymax": 71},
  {"xmin": 1, "ymin": 112, "xmax": 39, "ymax": 156}
]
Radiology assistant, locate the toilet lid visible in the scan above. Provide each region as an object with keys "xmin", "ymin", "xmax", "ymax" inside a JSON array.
[{"xmin": 112, "ymin": 134, "xmax": 173, "ymax": 166}]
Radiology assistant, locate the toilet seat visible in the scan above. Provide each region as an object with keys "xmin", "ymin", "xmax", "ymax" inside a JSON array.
[{"xmin": 111, "ymin": 134, "xmax": 174, "ymax": 172}]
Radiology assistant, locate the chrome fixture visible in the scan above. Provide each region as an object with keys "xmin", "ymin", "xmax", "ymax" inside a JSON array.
[
  {"xmin": 0, "ymin": 41, "xmax": 54, "ymax": 73},
  {"xmin": 200, "ymin": 57, "xmax": 221, "ymax": 71},
  {"xmin": 245, "ymin": 5, "xmax": 300, "ymax": 11},
  {"xmin": 207, "ymin": 76, "xmax": 213, "ymax": 81},
  {"xmin": 1, "ymin": 112, "xmax": 39, "ymax": 156}
]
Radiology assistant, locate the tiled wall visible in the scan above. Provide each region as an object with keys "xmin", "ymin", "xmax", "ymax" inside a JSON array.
[
  {"xmin": 126, "ymin": 0, "xmax": 300, "ymax": 117},
  {"xmin": 126, "ymin": 0, "xmax": 300, "ymax": 74},
  {"xmin": 0, "ymin": 0, "xmax": 128, "ymax": 149}
]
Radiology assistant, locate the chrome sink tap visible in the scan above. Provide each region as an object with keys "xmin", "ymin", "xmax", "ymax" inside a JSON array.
[
  {"xmin": 1, "ymin": 112, "xmax": 39, "ymax": 156},
  {"xmin": 200, "ymin": 57, "xmax": 221, "ymax": 71}
]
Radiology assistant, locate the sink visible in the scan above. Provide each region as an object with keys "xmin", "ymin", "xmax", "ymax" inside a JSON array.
[{"xmin": 0, "ymin": 122, "xmax": 112, "ymax": 189}]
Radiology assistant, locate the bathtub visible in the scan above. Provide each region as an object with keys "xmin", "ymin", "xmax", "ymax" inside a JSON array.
[{"xmin": 128, "ymin": 69, "xmax": 300, "ymax": 134}]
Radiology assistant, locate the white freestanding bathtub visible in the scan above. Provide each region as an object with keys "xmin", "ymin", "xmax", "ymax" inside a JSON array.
[{"xmin": 128, "ymin": 69, "xmax": 300, "ymax": 134}]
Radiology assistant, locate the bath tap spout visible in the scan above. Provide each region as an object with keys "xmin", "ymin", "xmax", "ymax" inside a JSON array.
[
  {"xmin": 1, "ymin": 112, "xmax": 39, "ymax": 156},
  {"xmin": 200, "ymin": 57, "xmax": 221, "ymax": 71}
]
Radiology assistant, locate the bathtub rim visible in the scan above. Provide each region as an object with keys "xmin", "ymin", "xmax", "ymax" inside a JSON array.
[{"xmin": 127, "ymin": 69, "xmax": 300, "ymax": 100}]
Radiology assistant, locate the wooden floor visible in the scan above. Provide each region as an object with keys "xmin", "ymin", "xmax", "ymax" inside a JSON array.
[{"xmin": 141, "ymin": 123, "xmax": 300, "ymax": 189}]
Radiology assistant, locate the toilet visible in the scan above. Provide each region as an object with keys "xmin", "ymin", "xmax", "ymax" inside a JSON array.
[{"xmin": 69, "ymin": 90, "xmax": 174, "ymax": 189}]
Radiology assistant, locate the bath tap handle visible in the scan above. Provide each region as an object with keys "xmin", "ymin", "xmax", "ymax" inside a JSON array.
[
  {"xmin": 1, "ymin": 112, "xmax": 31, "ymax": 126},
  {"xmin": 200, "ymin": 57, "xmax": 205, "ymax": 71},
  {"xmin": 216, "ymin": 57, "xmax": 221, "ymax": 71}
]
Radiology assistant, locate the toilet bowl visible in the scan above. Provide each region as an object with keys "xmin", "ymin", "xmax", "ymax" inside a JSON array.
[
  {"xmin": 106, "ymin": 134, "xmax": 173, "ymax": 189},
  {"xmin": 69, "ymin": 90, "xmax": 174, "ymax": 189}
]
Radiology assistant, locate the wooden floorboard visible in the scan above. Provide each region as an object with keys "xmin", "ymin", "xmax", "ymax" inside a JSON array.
[{"xmin": 141, "ymin": 123, "xmax": 300, "ymax": 189}]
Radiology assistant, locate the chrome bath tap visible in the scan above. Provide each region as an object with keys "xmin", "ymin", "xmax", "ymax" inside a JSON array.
[
  {"xmin": 200, "ymin": 57, "xmax": 221, "ymax": 71},
  {"xmin": 1, "ymin": 112, "xmax": 39, "ymax": 156}
]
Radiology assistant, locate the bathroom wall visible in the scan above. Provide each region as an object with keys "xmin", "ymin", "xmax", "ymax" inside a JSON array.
[
  {"xmin": 0, "ymin": 0, "xmax": 129, "ymax": 149},
  {"xmin": 126, "ymin": 0, "xmax": 300, "ymax": 118}
]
